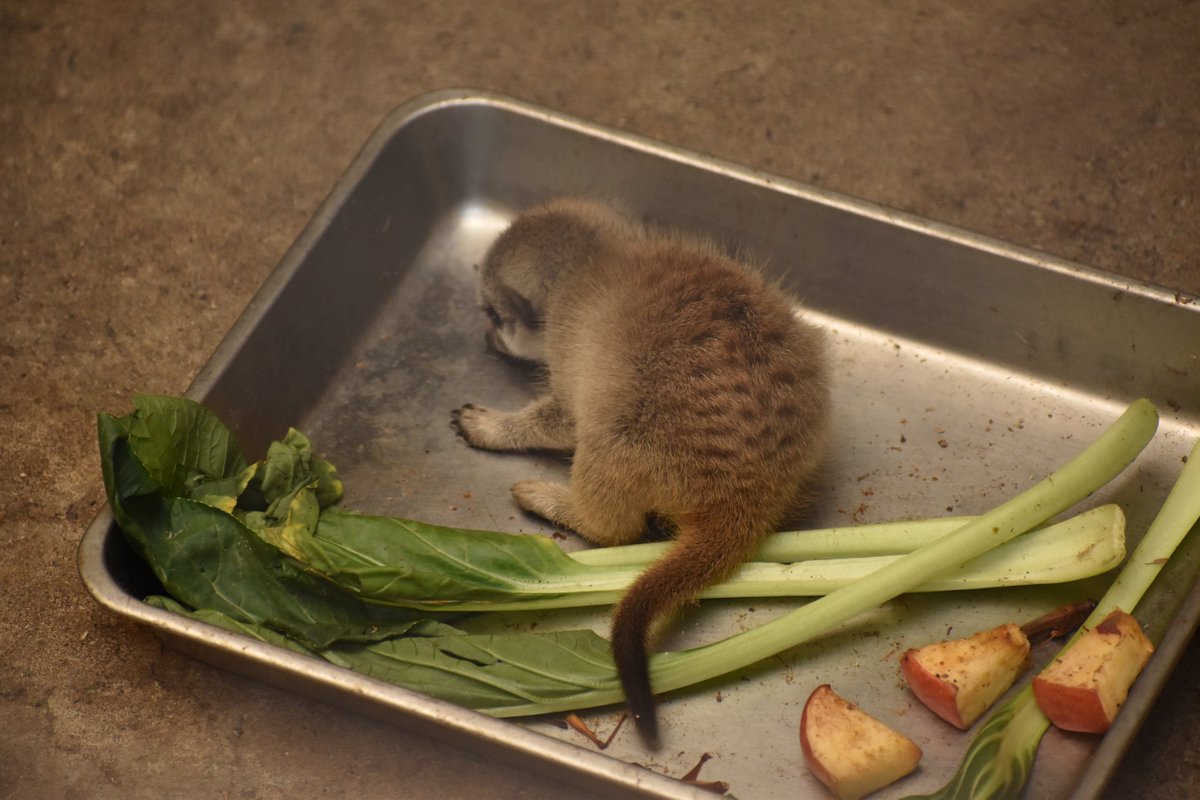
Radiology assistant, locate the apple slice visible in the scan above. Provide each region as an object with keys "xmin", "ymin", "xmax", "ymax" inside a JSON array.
[
  {"xmin": 800, "ymin": 684, "xmax": 922, "ymax": 799},
  {"xmin": 1032, "ymin": 608, "xmax": 1154, "ymax": 733},
  {"xmin": 900, "ymin": 622, "xmax": 1032, "ymax": 729}
]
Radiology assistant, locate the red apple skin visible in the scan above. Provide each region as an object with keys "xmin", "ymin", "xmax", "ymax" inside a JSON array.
[
  {"xmin": 1031, "ymin": 681, "xmax": 1110, "ymax": 733},
  {"xmin": 900, "ymin": 623, "xmax": 1031, "ymax": 729},
  {"xmin": 800, "ymin": 697, "xmax": 840, "ymax": 798},
  {"xmin": 800, "ymin": 695, "xmax": 845, "ymax": 798},
  {"xmin": 800, "ymin": 684, "xmax": 923, "ymax": 800},
  {"xmin": 901, "ymin": 649, "xmax": 963, "ymax": 727},
  {"xmin": 1032, "ymin": 608, "xmax": 1154, "ymax": 734}
]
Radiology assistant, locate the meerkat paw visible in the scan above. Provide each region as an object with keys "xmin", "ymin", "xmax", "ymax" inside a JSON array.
[
  {"xmin": 510, "ymin": 480, "xmax": 576, "ymax": 528},
  {"xmin": 451, "ymin": 404, "xmax": 505, "ymax": 449}
]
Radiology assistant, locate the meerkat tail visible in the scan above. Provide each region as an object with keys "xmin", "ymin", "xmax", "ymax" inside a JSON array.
[{"xmin": 610, "ymin": 520, "xmax": 766, "ymax": 747}]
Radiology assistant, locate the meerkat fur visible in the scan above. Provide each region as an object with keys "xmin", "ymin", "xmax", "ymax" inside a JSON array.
[{"xmin": 452, "ymin": 197, "xmax": 829, "ymax": 745}]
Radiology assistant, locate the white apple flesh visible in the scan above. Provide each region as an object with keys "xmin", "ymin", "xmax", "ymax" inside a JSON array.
[
  {"xmin": 900, "ymin": 622, "xmax": 1031, "ymax": 729},
  {"xmin": 1032, "ymin": 608, "xmax": 1154, "ymax": 733},
  {"xmin": 800, "ymin": 684, "xmax": 922, "ymax": 799}
]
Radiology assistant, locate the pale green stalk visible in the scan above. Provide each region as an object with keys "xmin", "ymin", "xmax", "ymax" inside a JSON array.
[
  {"xmin": 450, "ymin": 505, "xmax": 1125, "ymax": 611},
  {"xmin": 691, "ymin": 507, "xmax": 1123, "ymax": 599},
  {"xmin": 570, "ymin": 517, "xmax": 974, "ymax": 567},
  {"xmin": 910, "ymin": 432, "xmax": 1200, "ymax": 800},
  {"xmin": 489, "ymin": 398, "xmax": 1158, "ymax": 717},
  {"xmin": 1089, "ymin": 438, "xmax": 1200, "ymax": 618}
]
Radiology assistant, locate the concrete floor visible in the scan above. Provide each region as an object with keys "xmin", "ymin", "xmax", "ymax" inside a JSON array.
[{"xmin": 3, "ymin": 2, "xmax": 1198, "ymax": 798}]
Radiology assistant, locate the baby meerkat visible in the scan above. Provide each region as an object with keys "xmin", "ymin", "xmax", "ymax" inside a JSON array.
[{"xmin": 452, "ymin": 197, "xmax": 829, "ymax": 745}]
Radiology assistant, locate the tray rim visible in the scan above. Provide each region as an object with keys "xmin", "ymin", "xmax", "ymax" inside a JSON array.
[
  {"xmin": 77, "ymin": 87, "xmax": 1200, "ymax": 800},
  {"xmin": 390, "ymin": 90, "xmax": 1194, "ymax": 307}
]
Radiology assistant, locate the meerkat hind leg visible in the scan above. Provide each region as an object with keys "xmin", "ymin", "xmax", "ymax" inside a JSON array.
[{"xmin": 511, "ymin": 479, "xmax": 647, "ymax": 547}]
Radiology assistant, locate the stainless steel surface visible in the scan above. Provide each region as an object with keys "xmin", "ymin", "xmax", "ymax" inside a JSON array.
[{"xmin": 79, "ymin": 90, "xmax": 1200, "ymax": 799}]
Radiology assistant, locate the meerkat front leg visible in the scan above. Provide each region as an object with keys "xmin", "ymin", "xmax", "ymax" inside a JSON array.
[{"xmin": 451, "ymin": 394, "xmax": 576, "ymax": 452}]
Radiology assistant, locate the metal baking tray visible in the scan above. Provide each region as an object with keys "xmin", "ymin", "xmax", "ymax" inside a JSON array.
[{"xmin": 78, "ymin": 89, "xmax": 1200, "ymax": 799}]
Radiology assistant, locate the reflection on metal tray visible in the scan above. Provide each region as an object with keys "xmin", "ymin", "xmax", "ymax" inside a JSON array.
[{"xmin": 78, "ymin": 89, "xmax": 1200, "ymax": 800}]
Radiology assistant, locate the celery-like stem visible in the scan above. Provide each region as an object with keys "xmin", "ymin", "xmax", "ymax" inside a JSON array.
[
  {"xmin": 650, "ymin": 400, "xmax": 1156, "ymax": 695},
  {"xmin": 909, "ymin": 431, "xmax": 1200, "ymax": 800},
  {"xmin": 1088, "ymin": 437, "xmax": 1200, "ymax": 620},
  {"xmin": 439, "ymin": 505, "xmax": 1125, "ymax": 611},
  {"xmin": 490, "ymin": 398, "xmax": 1158, "ymax": 717},
  {"xmin": 569, "ymin": 517, "xmax": 972, "ymax": 567}
]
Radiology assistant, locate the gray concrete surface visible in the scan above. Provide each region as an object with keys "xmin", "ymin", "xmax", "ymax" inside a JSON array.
[{"xmin": 3, "ymin": 2, "xmax": 1198, "ymax": 798}]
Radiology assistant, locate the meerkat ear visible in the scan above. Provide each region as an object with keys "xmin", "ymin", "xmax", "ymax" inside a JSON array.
[{"xmin": 500, "ymin": 286, "xmax": 543, "ymax": 330}]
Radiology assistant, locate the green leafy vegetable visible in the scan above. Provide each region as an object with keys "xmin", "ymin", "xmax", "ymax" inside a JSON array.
[
  {"xmin": 909, "ymin": 434, "xmax": 1200, "ymax": 800},
  {"xmin": 146, "ymin": 595, "xmax": 622, "ymax": 713},
  {"xmin": 99, "ymin": 395, "xmax": 1159, "ymax": 722},
  {"xmin": 911, "ymin": 685, "xmax": 1047, "ymax": 800},
  {"xmin": 266, "ymin": 504, "xmax": 1128, "ymax": 611},
  {"xmin": 99, "ymin": 396, "xmax": 434, "ymax": 648}
]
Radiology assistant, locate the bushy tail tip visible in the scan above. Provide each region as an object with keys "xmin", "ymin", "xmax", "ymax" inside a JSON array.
[{"xmin": 611, "ymin": 616, "xmax": 660, "ymax": 747}]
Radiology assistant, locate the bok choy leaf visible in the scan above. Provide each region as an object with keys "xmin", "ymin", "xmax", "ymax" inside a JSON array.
[
  {"xmin": 99, "ymin": 396, "xmax": 436, "ymax": 648},
  {"xmin": 266, "ymin": 504, "xmax": 1127, "ymax": 611}
]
